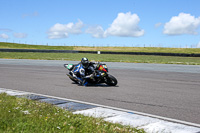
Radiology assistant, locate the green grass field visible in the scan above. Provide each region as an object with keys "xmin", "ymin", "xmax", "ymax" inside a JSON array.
[
  {"xmin": 1, "ymin": 42, "xmax": 200, "ymax": 65},
  {"xmin": 1, "ymin": 52, "xmax": 200, "ymax": 65},
  {"xmin": 1, "ymin": 42, "xmax": 200, "ymax": 54},
  {"xmin": 0, "ymin": 42, "xmax": 74, "ymax": 50},
  {"xmin": 0, "ymin": 93, "xmax": 144, "ymax": 133}
]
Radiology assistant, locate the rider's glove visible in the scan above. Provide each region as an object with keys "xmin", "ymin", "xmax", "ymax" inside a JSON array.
[{"xmin": 71, "ymin": 72, "xmax": 77, "ymax": 78}]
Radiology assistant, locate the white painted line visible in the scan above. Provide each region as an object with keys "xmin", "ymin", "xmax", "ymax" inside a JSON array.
[
  {"xmin": 27, "ymin": 91, "xmax": 200, "ymax": 128},
  {"xmin": 73, "ymin": 107, "xmax": 200, "ymax": 132},
  {"xmin": 105, "ymin": 112, "xmax": 160, "ymax": 127},
  {"xmin": 0, "ymin": 89, "xmax": 6, "ymax": 93},
  {"xmin": 143, "ymin": 121, "xmax": 200, "ymax": 133},
  {"xmin": 3, "ymin": 90, "xmax": 28, "ymax": 96},
  {"xmin": 73, "ymin": 107, "xmax": 126, "ymax": 118}
]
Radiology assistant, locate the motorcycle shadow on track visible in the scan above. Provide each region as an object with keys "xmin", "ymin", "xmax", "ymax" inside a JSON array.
[{"xmin": 71, "ymin": 82, "xmax": 119, "ymax": 87}]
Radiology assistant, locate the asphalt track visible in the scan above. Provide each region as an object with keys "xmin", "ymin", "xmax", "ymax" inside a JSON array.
[{"xmin": 0, "ymin": 59, "xmax": 200, "ymax": 124}]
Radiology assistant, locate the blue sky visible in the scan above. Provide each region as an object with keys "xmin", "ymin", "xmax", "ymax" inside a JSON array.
[{"xmin": 0, "ymin": 0, "xmax": 200, "ymax": 48}]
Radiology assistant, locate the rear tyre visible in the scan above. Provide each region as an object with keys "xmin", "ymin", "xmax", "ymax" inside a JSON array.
[{"xmin": 106, "ymin": 74, "xmax": 118, "ymax": 86}]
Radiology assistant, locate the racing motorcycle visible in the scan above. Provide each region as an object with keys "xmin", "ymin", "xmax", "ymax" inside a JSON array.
[{"xmin": 64, "ymin": 62, "xmax": 118, "ymax": 86}]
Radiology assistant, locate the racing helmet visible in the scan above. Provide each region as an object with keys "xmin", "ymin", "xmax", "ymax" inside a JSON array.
[{"xmin": 81, "ymin": 57, "xmax": 89, "ymax": 68}]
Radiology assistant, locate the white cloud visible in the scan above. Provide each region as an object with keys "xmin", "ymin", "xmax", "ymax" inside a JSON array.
[
  {"xmin": 47, "ymin": 20, "xmax": 84, "ymax": 39},
  {"xmin": 105, "ymin": 12, "xmax": 144, "ymax": 37},
  {"xmin": 155, "ymin": 23, "xmax": 162, "ymax": 28},
  {"xmin": 163, "ymin": 13, "xmax": 200, "ymax": 35},
  {"xmin": 48, "ymin": 12, "xmax": 144, "ymax": 39},
  {"xmin": 14, "ymin": 33, "xmax": 27, "ymax": 38},
  {"xmin": 0, "ymin": 33, "xmax": 9, "ymax": 39},
  {"xmin": 86, "ymin": 25, "xmax": 106, "ymax": 38},
  {"xmin": 22, "ymin": 12, "xmax": 39, "ymax": 18},
  {"xmin": 0, "ymin": 28, "xmax": 12, "ymax": 32},
  {"xmin": 86, "ymin": 12, "xmax": 144, "ymax": 38}
]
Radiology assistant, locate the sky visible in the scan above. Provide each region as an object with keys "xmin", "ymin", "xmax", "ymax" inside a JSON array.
[{"xmin": 0, "ymin": 0, "xmax": 200, "ymax": 48}]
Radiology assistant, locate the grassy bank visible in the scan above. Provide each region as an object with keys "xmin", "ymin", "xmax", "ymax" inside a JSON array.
[
  {"xmin": 0, "ymin": 42, "xmax": 74, "ymax": 50},
  {"xmin": 0, "ymin": 93, "xmax": 144, "ymax": 133},
  {"xmin": 1, "ymin": 52, "xmax": 200, "ymax": 65},
  {"xmin": 1, "ymin": 42, "xmax": 200, "ymax": 54}
]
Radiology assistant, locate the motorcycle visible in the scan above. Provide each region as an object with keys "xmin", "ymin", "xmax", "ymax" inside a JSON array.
[{"xmin": 64, "ymin": 62, "xmax": 118, "ymax": 86}]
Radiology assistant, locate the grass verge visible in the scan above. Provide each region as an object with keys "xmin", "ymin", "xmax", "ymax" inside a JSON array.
[
  {"xmin": 0, "ymin": 42, "xmax": 74, "ymax": 50},
  {"xmin": 1, "ymin": 42, "xmax": 200, "ymax": 54},
  {"xmin": 0, "ymin": 93, "xmax": 144, "ymax": 133},
  {"xmin": 1, "ymin": 52, "xmax": 200, "ymax": 65}
]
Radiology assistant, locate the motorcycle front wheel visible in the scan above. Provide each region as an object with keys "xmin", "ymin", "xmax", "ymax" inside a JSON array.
[
  {"xmin": 105, "ymin": 74, "xmax": 118, "ymax": 86},
  {"xmin": 67, "ymin": 74, "xmax": 79, "ymax": 84}
]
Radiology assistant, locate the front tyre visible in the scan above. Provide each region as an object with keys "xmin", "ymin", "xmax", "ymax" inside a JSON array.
[
  {"xmin": 67, "ymin": 73, "xmax": 79, "ymax": 84},
  {"xmin": 105, "ymin": 74, "xmax": 118, "ymax": 86}
]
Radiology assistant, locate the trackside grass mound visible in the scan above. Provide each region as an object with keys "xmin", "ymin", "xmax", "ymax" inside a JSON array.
[
  {"xmin": 0, "ymin": 93, "xmax": 145, "ymax": 133},
  {"xmin": 0, "ymin": 42, "xmax": 74, "ymax": 50},
  {"xmin": 1, "ymin": 42, "xmax": 200, "ymax": 54}
]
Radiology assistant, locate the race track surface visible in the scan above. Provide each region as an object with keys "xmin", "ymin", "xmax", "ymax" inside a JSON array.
[{"xmin": 0, "ymin": 59, "xmax": 200, "ymax": 124}]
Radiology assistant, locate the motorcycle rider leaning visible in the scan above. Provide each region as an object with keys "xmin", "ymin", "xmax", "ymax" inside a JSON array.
[{"xmin": 71, "ymin": 57, "xmax": 95, "ymax": 86}]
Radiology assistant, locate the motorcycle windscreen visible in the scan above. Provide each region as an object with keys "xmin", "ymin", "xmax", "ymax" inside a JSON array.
[{"xmin": 67, "ymin": 64, "xmax": 74, "ymax": 70}]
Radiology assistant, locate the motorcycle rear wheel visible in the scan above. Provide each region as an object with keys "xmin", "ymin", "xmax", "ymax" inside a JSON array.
[{"xmin": 106, "ymin": 74, "xmax": 118, "ymax": 86}]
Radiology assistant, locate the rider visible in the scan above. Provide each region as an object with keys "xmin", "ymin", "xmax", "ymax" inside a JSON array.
[{"xmin": 72, "ymin": 57, "xmax": 95, "ymax": 86}]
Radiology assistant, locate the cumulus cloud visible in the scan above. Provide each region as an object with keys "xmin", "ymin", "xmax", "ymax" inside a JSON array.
[
  {"xmin": 0, "ymin": 33, "xmax": 9, "ymax": 39},
  {"xmin": 86, "ymin": 25, "xmax": 106, "ymax": 38},
  {"xmin": 48, "ymin": 12, "xmax": 144, "ymax": 39},
  {"xmin": 47, "ymin": 20, "xmax": 84, "ymax": 39},
  {"xmin": 86, "ymin": 12, "xmax": 144, "ymax": 38},
  {"xmin": 13, "ymin": 33, "xmax": 27, "ymax": 38},
  {"xmin": 105, "ymin": 12, "xmax": 144, "ymax": 37},
  {"xmin": 163, "ymin": 13, "xmax": 200, "ymax": 35}
]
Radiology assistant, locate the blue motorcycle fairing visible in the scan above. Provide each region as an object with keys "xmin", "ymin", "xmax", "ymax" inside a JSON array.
[{"xmin": 73, "ymin": 64, "xmax": 85, "ymax": 77}]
